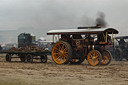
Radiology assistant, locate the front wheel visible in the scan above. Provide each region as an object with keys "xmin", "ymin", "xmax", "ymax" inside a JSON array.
[
  {"xmin": 52, "ymin": 41, "xmax": 72, "ymax": 64},
  {"xmin": 87, "ymin": 50, "xmax": 102, "ymax": 66}
]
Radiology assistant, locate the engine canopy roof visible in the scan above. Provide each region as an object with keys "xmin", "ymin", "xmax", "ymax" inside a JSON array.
[{"xmin": 47, "ymin": 28, "xmax": 119, "ymax": 35}]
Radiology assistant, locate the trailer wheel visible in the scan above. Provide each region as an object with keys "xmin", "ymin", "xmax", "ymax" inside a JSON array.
[
  {"xmin": 101, "ymin": 50, "xmax": 112, "ymax": 65},
  {"xmin": 52, "ymin": 41, "xmax": 72, "ymax": 64},
  {"xmin": 40, "ymin": 55, "xmax": 47, "ymax": 63},
  {"xmin": 26, "ymin": 54, "xmax": 33, "ymax": 63},
  {"xmin": 6, "ymin": 54, "xmax": 11, "ymax": 62},
  {"xmin": 19, "ymin": 54, "xmax": 26, "ymax": 62},
  {"xmin": 87, "ymin": 50, "xmax": 102, "ymax": 66}
]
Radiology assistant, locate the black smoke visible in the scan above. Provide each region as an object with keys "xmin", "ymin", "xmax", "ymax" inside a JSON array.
[{"xmin": 95, "ymin": 11, "xmax": 108, "ymax": 27}]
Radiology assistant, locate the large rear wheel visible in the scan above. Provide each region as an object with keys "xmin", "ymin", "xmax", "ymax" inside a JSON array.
[
  {"xmin": 52, "ymin": 41, "xmax": 72, "ymax": 64},
  {"xmin": 87, "ymin": 50, "xmax": 102, "ymax": 66},
  {"xmin": 101, "ymin": 50, "xmax": 112, "ymax": 65}
]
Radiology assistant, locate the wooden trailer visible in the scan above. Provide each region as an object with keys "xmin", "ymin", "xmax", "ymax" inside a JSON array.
[{"xmin": 0, "ymin": 47, "xmax": 51, "ymax": 63}]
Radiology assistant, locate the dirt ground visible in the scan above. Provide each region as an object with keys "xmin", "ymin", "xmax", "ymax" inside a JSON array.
[{"xmin": 0, "ymin": 54, "xmax": 128, "ymax": 85}]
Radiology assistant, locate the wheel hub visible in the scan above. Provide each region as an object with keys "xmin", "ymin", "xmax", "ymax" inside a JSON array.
[
  {"xmin": 92, "ymin": 56, "xmax": 97, "ymax": 60},
  {"xmin": 60, "ymin": 50, "xmax": 63, "ymax": 54}
]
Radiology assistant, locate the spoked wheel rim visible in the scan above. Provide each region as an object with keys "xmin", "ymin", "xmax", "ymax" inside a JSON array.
[
  {"xmin": 52, "ymin": 41, "xmax": 72, "ymax": 64},
  {"xmin": 101, "ymin": 50, "xmax": 111, "ymax": 65},
  {"xmin": 40, "ymin": 55, "xmax": 47, "ymax": 63},
  {"xmin": 87, "ymin": 50, "xmax": 102, "ymax": 66}
]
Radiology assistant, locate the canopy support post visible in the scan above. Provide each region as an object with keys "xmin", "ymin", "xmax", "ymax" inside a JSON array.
[
  {"xmin": 112, "ymin": 32, "xmax": 114, "ymax": 43},
  {"xmin": 106, "ymin": 32, "xmax": 107, "ymax": 42},
  {"xmin": 53, "ymin": 35, "xmax": 54, "ymax": 43}
]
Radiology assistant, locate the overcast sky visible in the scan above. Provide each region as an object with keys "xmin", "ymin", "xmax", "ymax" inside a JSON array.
[{"xmin": 0, "ymin": 0, "xmax": 128, "ymax": 36}]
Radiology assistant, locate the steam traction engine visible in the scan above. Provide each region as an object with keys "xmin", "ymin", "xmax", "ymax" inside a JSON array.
[{"xmin": 47, "ymin": 27, "xmax": 118, "ymax": 66}]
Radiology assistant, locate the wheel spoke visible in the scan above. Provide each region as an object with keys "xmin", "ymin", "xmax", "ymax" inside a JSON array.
[
  {"xmin": 61, "ymin": 44, "xmax": 65, "ymax": 50},
  {"xmin": 54, "ymin": 47, "xmax": 59, "ymax": 51},
  {"xmin": 53, "ymin": 53, "xmax": 60, "ymax": 55},
  {"xmin": 59, "ymin": 44, "xmax": 62, "ymax": 51},
  {"xmin": 63, "ymin": 51, "xmax": 68, "ymax": 54},
  {"xmin": 62, "ymin": 53, "xmax": 68, "ymax": 59},
  {"xmin": 63, "ymin": 48, "xmax": 67, "ymax": 52},
  {"xmin": 89, "ymin": 54, "xmax": 93, "ymax": 59}
]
